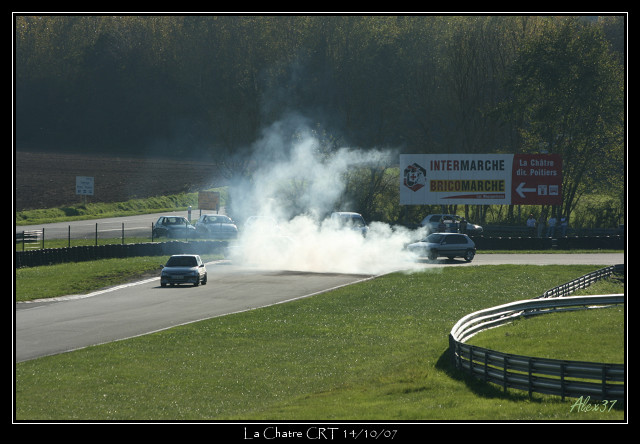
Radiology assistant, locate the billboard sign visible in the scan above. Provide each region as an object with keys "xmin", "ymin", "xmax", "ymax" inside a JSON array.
[
  {"xmin": 76, "ymin": 176, "xmax": 94, "ymax": 196},
  {"xmin": 510, "ymin": 154, "xmax": 562, "ymax": 205},
  {"xmin": 198, "ymin": 191, "xmax": 220, "ymax": 211},
  {"xmin": 400, "ymin": 154, "xmax": 561, "ymax": 205}
]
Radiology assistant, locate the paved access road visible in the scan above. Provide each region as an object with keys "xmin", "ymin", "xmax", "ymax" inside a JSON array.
[
  {"xmin": 15, "ymin": 253, "xmax": 624, "ymax": 363},
  {"xmin": 16, "ymin": 211, "xmax": 194, "ymax": 240}
]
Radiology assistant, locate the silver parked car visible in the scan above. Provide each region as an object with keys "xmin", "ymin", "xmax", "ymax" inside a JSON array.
[
  {"xmin": 161, "ymin": 254, "xmax": 208, "ymax": 287},
  {"xmin": 195, "ymin": 214, "xmax": 238, "ymax": 239},
  {"xmin": 330, "ymin": 212, "xmax": 369, "ymax": 237},
  {"xmin": 153, "ymin": 216, "xmax": 196, "ymax": 238},
  {"xmin": 420, "ymin": 214, "xmax": 483, "ymax": 234},
  {"xmin": 407, "ymin": 233, "xmax": 476, "ymax": 262}
]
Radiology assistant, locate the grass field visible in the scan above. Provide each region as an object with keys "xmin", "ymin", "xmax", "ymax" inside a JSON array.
[
  {"xmin": 467, "ymin": 300, "xmax": 624, "ymax": 363},
  {"xmin": 14, "ymin": 263, "xmax": 625, "ymax": 421}
]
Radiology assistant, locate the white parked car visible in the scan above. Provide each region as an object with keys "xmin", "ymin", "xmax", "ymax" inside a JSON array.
[
  {"xmin": 152, "ymin": 216, "xmax": 196, "ymax": 238},
  {"xmin": 195, "ymin": 214, "xmax": 238, "ymax": 239},
  {"xmin": 330, "ymin": 212, "xmax": 369, "ymax": 237},
  {"xmin": 243, "ymin": 216, "xmax": 281, "ymax": 233},
  {"xmin": 420, "ymin": 214, "xmax": 483, "ymax": 234},
  {"xmin": 407, "ymin": 233, "xmax": 476, "ymax": 262}
]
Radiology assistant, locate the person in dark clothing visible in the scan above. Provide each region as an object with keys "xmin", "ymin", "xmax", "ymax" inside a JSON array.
[{"xmin": 459, "ymin": 218, "xmax": 468, "ymax": 234}]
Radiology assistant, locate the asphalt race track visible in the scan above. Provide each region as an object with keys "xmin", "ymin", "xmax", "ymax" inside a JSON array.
[{"xmin": 15, "ymin": 253, "xmax": 624, "ymax": 363}]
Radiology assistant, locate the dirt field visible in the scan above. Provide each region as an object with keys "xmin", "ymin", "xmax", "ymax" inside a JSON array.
[{"xmin": 14, "ymin": 151, "xmax": 223, "ymax": 211}]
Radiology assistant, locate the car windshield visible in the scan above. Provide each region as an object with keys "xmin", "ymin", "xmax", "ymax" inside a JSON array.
[
  {"xmin": 425, "ymin": 233, "xmax": 444, "ymax": 243},
  {"xmin": 204, "ymin": 215, "xmax": 232, "ymax": 224},
  {"xmin": 337, "ymin": 215, "xmax": 365, "ymax": 227},
  {"xmin": 166, "ymin": 256, "xmax": 197, "ymax": 267}
]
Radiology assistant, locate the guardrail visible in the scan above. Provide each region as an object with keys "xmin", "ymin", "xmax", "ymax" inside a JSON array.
[
  {"xmin": 537, "ymin": 264, "xmax": 624, "ymax": 298},
  {"xmin": 14, "ymin": 240, "xmax": 229, "ymax": 268},
  {"xmin": 468, "ymin": 235, "xmax": 624, "ymax": 251},
  {"xmin": 481, "ymin": 225, "xmax": 624, "ymax": 238},
  {"xmin": 449, "ymin": 265, "xmax": 625, "ymax": 401},
  {"xmin": 14, "ymin": 231, "xmax": 624, "ymax": 268}
]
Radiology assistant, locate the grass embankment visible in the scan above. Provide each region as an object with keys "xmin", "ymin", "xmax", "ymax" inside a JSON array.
[
  {"xmin": 15, "ymin": 194, "xmax": 193, "ymax": 225},
  {"xmin": 15, "ymin": 264, "xmax": 624, "ymax": 420},
  {"xmin": 15, "ymin": 189, "xmax": 228, "ymax": 226}
]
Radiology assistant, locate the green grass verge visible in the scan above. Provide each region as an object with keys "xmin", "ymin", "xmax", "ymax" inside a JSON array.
[
  {"xmin": 15, "ymin": 264, "xmax": 625, "ymax": 421},
  {"xmin": 15, "ymin": 193, "xmax": 196, "ymax": 226},
  {"xmin": 466, "ymin": 276, "xmax": 625, "ymax": 363},
  {"xmin": 467, "ymin": 306, "xmax": 624, "ymax": 362}
]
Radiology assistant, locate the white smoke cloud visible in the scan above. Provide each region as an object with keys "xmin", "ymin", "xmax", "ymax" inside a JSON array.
[{"xmin": 226, "ymin": 115, "xmax": 426, "ymax": 275}]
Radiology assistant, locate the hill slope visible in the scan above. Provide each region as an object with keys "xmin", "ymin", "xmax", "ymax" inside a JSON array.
[{"xmin": 14, "ymin": 152, "xmax": 222, "ymax": 211}]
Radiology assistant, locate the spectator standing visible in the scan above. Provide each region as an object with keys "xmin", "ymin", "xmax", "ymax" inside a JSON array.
[
  {"xmin": 547, "ymin": 215, "xmax": 557, "ymax": 237},
  {"xmin": 560, "ymin": 216, "xmax": 568, "ymax": 237},
  {"xmin": 537, "ymin": 215, "xmax": 546, "ymax": 238},
  {"xmin": 526, "ymin": 214, "xmax": 537, "ymax": 236},
  {"xmin": 459, "ymin": 218, "xmax": 468, "ymax": 234}
]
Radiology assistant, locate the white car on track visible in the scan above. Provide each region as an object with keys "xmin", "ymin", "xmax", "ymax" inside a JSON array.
[{"xmin": 160, "ymin": 254, "xmax": 208, "ymax": 287}]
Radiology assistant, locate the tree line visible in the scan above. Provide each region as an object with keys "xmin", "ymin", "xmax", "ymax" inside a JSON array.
[{"xmin": 14, "ymin": 15, "xmax": 625, "ymax": 226}]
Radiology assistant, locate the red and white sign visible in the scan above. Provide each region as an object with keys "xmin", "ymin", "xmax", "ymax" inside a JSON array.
[
  {"xmin": 400, "ymin": 154, "xmax": 562, "ymax": 205},
  {"xmin": 511, "ymin": 154, "xmax": 562, "ymax": 205}
]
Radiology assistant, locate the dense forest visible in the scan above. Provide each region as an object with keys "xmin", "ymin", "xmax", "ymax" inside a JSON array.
[{"xmin": 14, "ymin": 15, "xmax": 625, "ymax": 225}]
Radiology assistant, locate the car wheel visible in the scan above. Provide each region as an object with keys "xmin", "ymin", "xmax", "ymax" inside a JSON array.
[
  {"xmin": 464, "ymin": 249, "xmax": 475, "ymax": 262},
  {"xmin": 202, "ymin": 273, "xmax": 207, "ymax": 285},
  {"xmin": 428, "ymin": 250, "xmax": 438, "ymax": 260}
]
